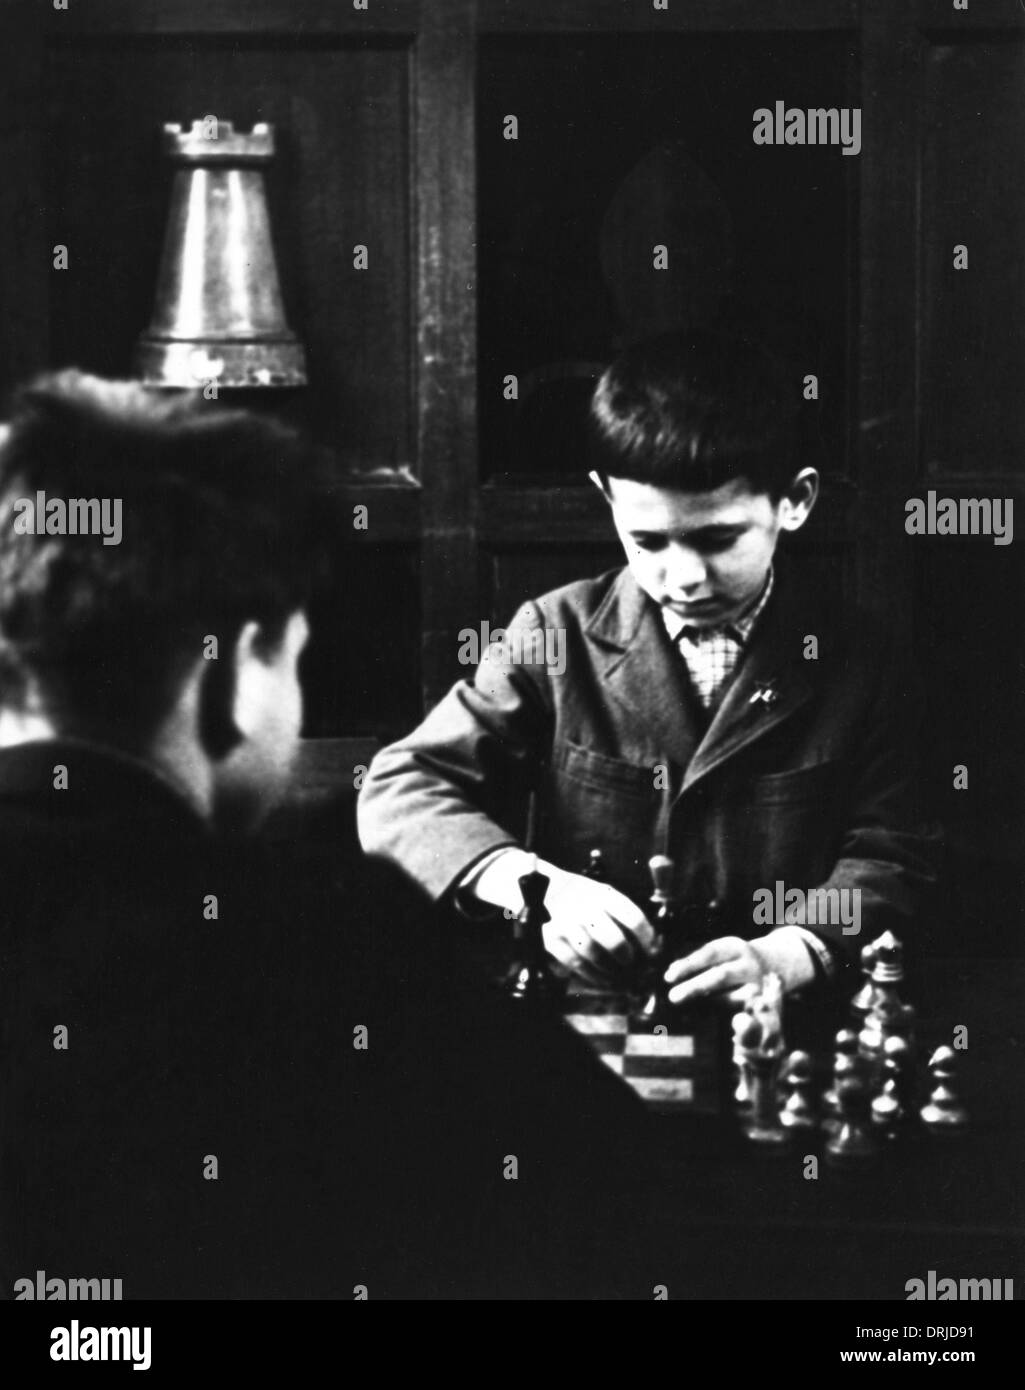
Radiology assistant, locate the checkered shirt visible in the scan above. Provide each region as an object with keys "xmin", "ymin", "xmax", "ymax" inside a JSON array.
[{"xmin": 661, "ymin": 570, "xmax": 775, "ymax": 711}]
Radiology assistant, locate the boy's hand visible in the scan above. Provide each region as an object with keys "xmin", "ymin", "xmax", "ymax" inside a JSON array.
[
  {"xmin": 542, "ymin": 866, "xmax": 659, "ymax": 984},
  {"xmin": 472, "ymin": 850, "xmax": 658, "ymax": 984},
  {"xmin": 664, "ymin": 936, "xmax": 771, "ymax": 1005},
  {"xmin": 664, "ymin": 930, "xmax": 817, "ymax": 1003}
]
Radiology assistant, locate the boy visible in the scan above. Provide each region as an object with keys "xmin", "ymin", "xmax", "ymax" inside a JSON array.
[{"xmin": 358, "ymin": 333, "xmax": 939, "ymax": 1003}]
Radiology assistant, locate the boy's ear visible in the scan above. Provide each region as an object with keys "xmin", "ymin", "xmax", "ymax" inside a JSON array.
[
  {"xmin": 778, "ymin": 467, "xmax": 820, "ymax": 532},
  {"xmin": 229, "ymin": 621, "xmax": 276, "ymax": 741},
  {"xmin": 196, "ymin": 622, "xmax": 257, "ymax": 759}
]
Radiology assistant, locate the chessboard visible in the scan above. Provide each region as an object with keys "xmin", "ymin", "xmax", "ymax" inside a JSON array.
[
  {"xmin": 563, "ymin": 990, "xmax": 726, "ymax": 1114},
  {"xmin": 562, "ymin": 933, "xmax": 970, "ymax": 1161}
]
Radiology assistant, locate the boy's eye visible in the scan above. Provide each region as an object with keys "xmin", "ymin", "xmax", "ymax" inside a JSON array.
[{"xmin": 633, "ymin": 537, "xmax": 665, "ymax": 553}]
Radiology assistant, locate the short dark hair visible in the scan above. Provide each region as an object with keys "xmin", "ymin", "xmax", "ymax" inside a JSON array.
[
  {"xmin": 0, "ymin": 371, "xmax": 330, "ymax": 736},
  {"xmin": 589, "ymin": 331, "xmax": 800, "ymax": 500}
]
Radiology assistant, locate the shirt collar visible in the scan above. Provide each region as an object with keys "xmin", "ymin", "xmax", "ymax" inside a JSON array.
[{"xmin": 661, "ymin": 567, "xmax": 775, "ymax": 644}]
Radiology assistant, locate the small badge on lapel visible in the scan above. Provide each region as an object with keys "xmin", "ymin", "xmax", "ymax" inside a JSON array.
[{"xmin": 749, "ymin": 681, "xmax": 780, "ymax": 710}]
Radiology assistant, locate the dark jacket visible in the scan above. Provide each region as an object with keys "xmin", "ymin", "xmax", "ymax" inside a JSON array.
[
  {"xmin": 358, "ymin": 563, "xmax": 940, "ymax": 960},
  {"xmin": 0, "ymin": 739, "xmax": 645, "ymax": 1300}
]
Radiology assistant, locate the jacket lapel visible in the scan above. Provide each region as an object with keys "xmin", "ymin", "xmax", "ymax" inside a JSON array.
[
  {"xmin": 682, "ymin": 566, "xmax": 820, "ymax": 793},
  {"xmin": 584, "ymin": 570, "xmax": 704, "ymax": 774}
]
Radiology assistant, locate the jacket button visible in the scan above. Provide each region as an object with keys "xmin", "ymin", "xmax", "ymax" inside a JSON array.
[{"xmin": 706, "ymin": 899, "xmax": 720, "ymax": 914}]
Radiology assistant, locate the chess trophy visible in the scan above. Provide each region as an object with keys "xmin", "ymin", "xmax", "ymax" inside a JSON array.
[{"xmin": 135, "ymin": 119, "xmax": 307, "ymax": 389}]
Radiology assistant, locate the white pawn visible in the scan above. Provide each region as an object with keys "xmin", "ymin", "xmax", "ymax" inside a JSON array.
[
  {"xmin": 779, "ymin": 1050, "xmax": 816, "ymax": 1131},
  {"xmin": 825, "ymin": 1071, "xmax": 879, "ymax": 1164},
  {"xmin": 872, "ymin": 1039, "xmax": 908, "ymax": 1135},
  {"xmin": 824, "ymin": 1028, "xmax": 859, "ymax": 1116},
  {"xmin": 732, "ymin": 1008, "xmax": 754, "ymax": 1109},
  {"xmin": 850, "ymin": 939, "xmax": 879, "ymax": 1021},
  {"xmin": 920, "ymin": 1046, "xmax": 968, "ymax": 1131}
]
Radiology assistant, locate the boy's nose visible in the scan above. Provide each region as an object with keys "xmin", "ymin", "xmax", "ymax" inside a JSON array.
[{"xmin": 665, "ymin": 546, "xmax": 708, "ymax": 591}]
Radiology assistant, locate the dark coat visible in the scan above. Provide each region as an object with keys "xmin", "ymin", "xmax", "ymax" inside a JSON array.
[
  {"xmin": 358, "ymin": 563, "xmax": 940, "ymax": 959},
  {"xmin": 0, "ymin": 740, "xmax": 644, "ymax": 1300}
]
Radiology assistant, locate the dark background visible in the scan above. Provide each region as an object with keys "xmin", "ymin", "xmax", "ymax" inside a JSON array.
[{"xmin": 0, "ymin": 0, "xmax": 1021, "ymax": 956}]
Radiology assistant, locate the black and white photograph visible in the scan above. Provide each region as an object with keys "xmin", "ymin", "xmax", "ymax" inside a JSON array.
[{"xmin": 0, "ymin": 0, "xmax": 1021, "ymax": 1360}]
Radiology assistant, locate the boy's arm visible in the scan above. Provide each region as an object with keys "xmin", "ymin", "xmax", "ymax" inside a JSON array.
[
  {"xmin": 357, "ymin": 601, "xmax": 657, "ymax": 978},
  {"xmin": 356, "ymin": 601, "xmax": 555, "ymax": 900}
]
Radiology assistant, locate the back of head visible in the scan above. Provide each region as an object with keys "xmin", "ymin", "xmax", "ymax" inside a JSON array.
[
  {"xmin": 0, "ymin": 371, "xmax": 327, "ymax": 742},
  {"xmin": 589, "ymin": 331, "xmax": 799, "ymax": 500}
]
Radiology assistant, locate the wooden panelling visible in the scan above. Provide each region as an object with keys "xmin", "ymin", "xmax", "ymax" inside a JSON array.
[
  {"xmin": 53, "ymin": 0, "xmax": 421, "ymax": 37},
  {"xmin": 855, "ymin": 0, "xmax": 921, "ymax": 640},
  {"xmin": 913, "ymin": 537, "xmax": 1024, "ymax": 864},
  {"xmin": 915, "ymin": 0, "xmax": 1025, "ymax": 35},
  {"xmin": 415, "ymin": 0, "xmax": 481, "ymax": 709},
  {"xmin": 477, "ymin": 31, "xmax": 858, "ymax": 483},
  {"xmin": 302, "ymin": 542, "xmax": 420, "ymax": 738},
  {"xmin": 919, "ymin": 37, "xmax": 1025, "ymax": 479},
  {"xmin": 476, "ymin": 0, "xmax": 857, "ymax": 34},
  {"xmin": 0, "ymin": 1, "xmax": 48, "ymax": 394}
]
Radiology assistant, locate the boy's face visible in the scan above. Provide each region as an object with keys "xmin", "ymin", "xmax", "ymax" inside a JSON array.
[{"xmin": 596, "ymin": 472, "xmax": 817, "ymax": 629}]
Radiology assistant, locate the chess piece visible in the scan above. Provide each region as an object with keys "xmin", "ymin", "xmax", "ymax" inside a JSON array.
[
  {"xmin": 850, "ymin": 939, "xmax": 879, "ymax": 1021},
  {"xmin": 624, "ymin": 855, "xmax": 730, "ymax": 1115},
  {"xmin": 920, "ymin": 1046, "xmax": 968, "ymax": 1132},
  {"xmin": 865, "ymin": 932, "xmax": 911, "ymax": 1039},
  {"xmin": 504, "ymin": 856, "xmax": 560, "ymax": 1005},
  {"xmin": 630, "ymin": 855, "xmax": 686, "ymax": 1027},
  {"xmin": 823, "ymin": 1029, "xmax": 859, "ymax": 1117},
  {"xmin": 882, "ymin": 1034, "xmax": 912, "ymax": 1100},
  {"xmin": 822, "ymin": 1050, "xmax": 859, "ymax": 1137},
  {"xmin": 779, "ymin": 1050, "xmax": 816, "ymax": 1132},
  {"xmin": 582, "ymin": 848, "xmax": 607, "ymax": 882},
  {"xmin": 738, "ymin": 975, "xmax": 789, "ymax": 1149},
  {"xmin": 858, "ymin": 1011, "xmax": 886, "ymax": 1090},
  {"xmin": 825, "ymin": 1069, "xmax": 879, "ymax": 1164},
  {"xmin": 871, "ymin": 1037, "xmax": 910, "ymax": 1135},
  {"xmin": 732, "ymin": 1003, "xmax": 756, "ymax": 1110}
]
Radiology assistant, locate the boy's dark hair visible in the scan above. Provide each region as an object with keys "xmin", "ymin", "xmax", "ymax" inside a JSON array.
[
  {"xmin": 589, "ymin": 331, "xmax": 800, "ymax": 500},
  {"xmin": 0, "ymin": 371, "xmax": 330, "ymax": 738}
]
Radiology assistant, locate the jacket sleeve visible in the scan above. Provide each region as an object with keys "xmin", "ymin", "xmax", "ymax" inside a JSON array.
[
  {"xmin": 786, "ymin": 631, "xmax": 943, "ymax": 963},
  {"xmin": 356, "ymin": 601, "xmax": 555, "ymax": 900}
]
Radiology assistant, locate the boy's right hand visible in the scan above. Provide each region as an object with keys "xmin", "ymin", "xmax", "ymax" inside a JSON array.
[{"xmin": 472, "ymin": 849, "xmax": 658, "ymax": 985}]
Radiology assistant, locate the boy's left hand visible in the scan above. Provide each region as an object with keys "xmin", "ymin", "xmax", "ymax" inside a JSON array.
[{"xmin": 664, "ymin": 936, "xmax": 771, "ymax": 1006}]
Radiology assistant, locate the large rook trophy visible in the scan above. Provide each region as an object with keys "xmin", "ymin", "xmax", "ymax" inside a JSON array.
[{"xmin": 135, "ymin": 118, "xmax": 307, "ymax": 390}]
